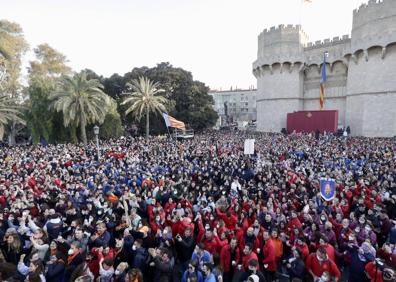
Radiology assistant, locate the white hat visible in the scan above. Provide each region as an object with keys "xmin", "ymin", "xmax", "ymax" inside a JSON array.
[{"xmin": 248, "ymin": 274, "xmax": 260, "ymax": 282}]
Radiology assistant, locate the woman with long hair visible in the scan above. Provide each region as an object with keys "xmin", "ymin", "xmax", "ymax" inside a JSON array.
[
  {"xmin": 26, "ymin": 260, "xmax": 45, "ymax": 282},
  {"xmin": 44, "ymin": 241, "xmax": 59, "ymax": 264},
  {"xmin": 113, "ymin": 262, "xmax": 128, "ymax": 282},
  {"xmin": 1, "ymin": 233, "xmax": 22, "ymax": 265},
  {"xmin": 127, "ymin": 268, "xmax": 143, "ymax": 282}
]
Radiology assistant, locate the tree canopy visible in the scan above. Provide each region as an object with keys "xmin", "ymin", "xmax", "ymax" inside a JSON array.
[
  {"xmin": 0, "ymin": 20, "xmax": 29, "ymax": 144},
  {"xmin": 106, "ymin": 62, "xmax": 218, "ymax": 133},
  {"xmin": 122, "ymin": 76, "xmax": 168, "ymax": 138},
  {"xmin": 26, "ymin": 44, "xmax": 73, "ymax": 143},
  {"xmin": 50, "ymin": 71, "xmax": 110, "ymax": 145},
  {"xmin": 0, "ymin": 17, "xmax": 219, "ymax": 143}
]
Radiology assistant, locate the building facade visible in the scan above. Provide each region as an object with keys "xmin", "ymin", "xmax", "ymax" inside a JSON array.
[
  {"xmin": 253, "ymin": 0, "xmax": 396, "ymax": 137},
  {"xmin": 209, "ymin": 89, "xmax": 257, "ymax": 126}
]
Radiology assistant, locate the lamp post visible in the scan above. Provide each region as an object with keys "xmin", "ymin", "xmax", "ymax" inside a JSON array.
[{"xmin": 93, "ymin": 125, "xmax": 100, "ymax": 160}]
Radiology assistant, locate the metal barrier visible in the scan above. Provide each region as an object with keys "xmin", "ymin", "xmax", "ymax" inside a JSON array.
[{"xmin": 173, "ymin": 129, "xmax": 194, "ymax": 139}]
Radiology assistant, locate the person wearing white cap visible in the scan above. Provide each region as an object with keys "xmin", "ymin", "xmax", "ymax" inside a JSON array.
[
  {"xmin": 247, "ymin": 274, "xmax": 259, "ymax": 282},
  {"xmin": 242, "ymin": 259, "xmax": 266, "ymax": 282}
]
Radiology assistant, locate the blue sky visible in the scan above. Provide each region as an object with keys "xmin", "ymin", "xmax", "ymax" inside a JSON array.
[{"xmin": 2, "ymin": 0, "xmax": 366, "ymax": 90}]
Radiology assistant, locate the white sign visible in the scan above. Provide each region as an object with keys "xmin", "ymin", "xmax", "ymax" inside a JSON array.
[{"xmin": 244, "ymin": 139, "xmax": 255, "ymax": 155}]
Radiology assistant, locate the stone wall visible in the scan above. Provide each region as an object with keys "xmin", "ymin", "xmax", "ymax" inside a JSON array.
[
  {"xmin": 346, "ymin": 43, "xmax": 396, "ymax": 137},
  {"xmin": 257, "ymin": 98, "xmax": 303, "ymax": 132},
  {"xmin": 254, "ymin": 0, "xmax": 396, "ymax": 136},
  {"xmin": 352, "ymin": 0, "xmax": 396, "ymax": 52}
]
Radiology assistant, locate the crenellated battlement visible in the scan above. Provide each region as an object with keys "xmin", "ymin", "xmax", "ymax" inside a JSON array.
[
  {"xmin": 262, "ymin": 24, "xmax": 301, "ymax": 34},
  {"xmin": 257, "ymin": 23, "xmax": 308, "ymax": 63},
  {"xmin": 305, "ymin": 35, "xmax": 350, "ymax": 50},
  {"xmin": 353, "ymin": 0, "xmax": 392, "ymax": 16},
  {"xmin": 261, "ymin": 24, "xmax": 309, "ymax": 39},
  {"xmin": 254, "ymin": 0, "xmax": 396, "ymax": 71},
  {"xmin": 351, "ymin": 0, "xmax": 396, "ymax": 52}
]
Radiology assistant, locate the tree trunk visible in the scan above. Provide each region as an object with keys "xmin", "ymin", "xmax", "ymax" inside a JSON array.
[
  {"xmin": 145, "ymin": 108, "xmax": 149, "ymax": 139},
  {"xmin": 8, "ymin": 121, "xmax": 16, "ymax": 146},
  {"xmin": 70, "ymin": 125, "xmax": 78, "ymax": 144},
  {"xmin": 80, "ymin": 118, "xmax": 87, "ymax": 145}
]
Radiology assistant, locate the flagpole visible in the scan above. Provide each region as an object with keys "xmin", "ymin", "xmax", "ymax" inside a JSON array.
[{"xmin": 166, "ymin": 126, "xmax": 172, "ymax": 140}]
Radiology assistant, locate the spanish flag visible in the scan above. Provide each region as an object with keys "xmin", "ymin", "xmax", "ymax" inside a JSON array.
[
  {"xmin": 320, "ymin": 52, "xmax": 327, "ymax": 110},
  {"xmin": 162, "ymin": 113, "xmax": 186, "ymax": 130}
]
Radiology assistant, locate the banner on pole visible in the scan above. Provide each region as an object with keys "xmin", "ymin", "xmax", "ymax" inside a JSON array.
[
  {"xmin": 244, "ymin": 139, "xmax": 255, "ymax": 155},
  {"xmin": 320, "ymin": 178, "xmax": 335, "ymax": 201}
]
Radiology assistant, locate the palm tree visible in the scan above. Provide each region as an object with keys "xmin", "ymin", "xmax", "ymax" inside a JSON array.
[
  {"xmin": 49, "ymin": 71, "xmax": 109, "ymax": 145},
  {"xmin": 0, "ymin": 95, "xmax": 25, "ymax": 140},
  {"xmin": 122, "ymin": 76, "xmax": 168, "ymax": 138}
]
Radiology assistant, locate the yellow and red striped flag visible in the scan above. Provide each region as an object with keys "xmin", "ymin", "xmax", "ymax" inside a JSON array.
[{"xmin": 162, "ymin": 113, "xmax": 185, "ymax": 130}]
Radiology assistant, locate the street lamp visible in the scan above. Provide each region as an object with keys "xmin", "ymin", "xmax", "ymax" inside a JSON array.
[{"xmin": 93, "ymin": 125, "xmax": 100, "ymax": 160}]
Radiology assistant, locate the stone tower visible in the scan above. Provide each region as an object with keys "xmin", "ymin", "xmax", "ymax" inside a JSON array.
[
  {"xmin": 346, "ymin": 0, "xmax": 396, "ymax": 137},
  {"xmin": 253, "ymin": 25, "xmax": 308, "ymax": 132},
  {"xmin": 254, "ymin": 0, "xmax": 396, "ymax": 137}
]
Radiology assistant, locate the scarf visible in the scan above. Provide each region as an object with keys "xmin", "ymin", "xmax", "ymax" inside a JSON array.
[{"xmin": 68, "ymin": 252, "xmax": 79, "ymax": 265}]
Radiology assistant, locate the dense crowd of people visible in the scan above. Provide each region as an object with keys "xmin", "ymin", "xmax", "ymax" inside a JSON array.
[{"xmin": 0, "ymin": 131, "xmax": 395, "ymax": 282}]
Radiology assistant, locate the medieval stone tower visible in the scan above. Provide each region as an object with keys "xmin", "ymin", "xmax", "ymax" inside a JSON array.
[{"xmin": 253, "ymin": 0, "xmax": 396, "ymax": 137}]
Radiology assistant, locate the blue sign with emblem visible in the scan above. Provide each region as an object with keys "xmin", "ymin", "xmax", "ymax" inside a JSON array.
[{"xmin": 320, "ymin": 178, "xmax": 336, "ymax": 201}]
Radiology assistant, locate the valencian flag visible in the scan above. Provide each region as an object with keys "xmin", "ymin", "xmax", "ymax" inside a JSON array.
[
  {"xmin": 319, "ymin": 52, "xmax": 328, "ymax": 110},
  {"xmin": 320, "ymin": 178, "xmax": 335, "ymax": 201},
  {"xmin": 162, "ymin": 113, "xmax": 186, "ymax": 130}
]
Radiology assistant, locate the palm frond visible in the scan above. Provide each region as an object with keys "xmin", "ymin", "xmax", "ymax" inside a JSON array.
[
  {"xmin": 0, "ymin": 95, "xmax": 25, "ymax": 140},
  {"xmin": 49, "ymin": 71, "xmax": 110, "ymax": 128},
  {"xmin": 122, "ymin": 76, "xmax": 168, "ymax": 121}
]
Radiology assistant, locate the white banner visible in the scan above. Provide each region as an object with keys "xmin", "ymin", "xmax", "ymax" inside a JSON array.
[{"xmin": 244, "ymin": 139, "xmax": 255, "ymax": 155}]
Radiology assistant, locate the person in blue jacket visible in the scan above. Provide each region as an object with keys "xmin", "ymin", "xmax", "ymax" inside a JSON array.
[
  {"xmin": 202, "ymin": 263, "xmax": 216, "ymax": 282},
  {"xmin": 182, "ymin": 260, "xmax": 204, "ymax": 282},
  {"xmin": 90, "ymin": 222, "xmax": 111, "ymax": 248},
  {"xmin": 131, "ymin": 239, "xmax": 148, "ymax": 272},
  {"xmin": 348, "ymin": 243, "xmax": 374, "ymax": 282},
  {"xmin": 45, "ymin": 252, "xmax": 66, "ymax": 282}
]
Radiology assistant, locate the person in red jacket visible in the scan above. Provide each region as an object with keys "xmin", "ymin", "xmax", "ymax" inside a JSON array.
[
  {"xmin": 261, "ymin": 230, "xmax": 277, "ymax": 281},
  {"xmin": 216, "ymin": 229, "xmax": 229, "ymax": 254},
  {"xmin": 149, "ymin": 214, "xmax": 165, "ymax": 235},
  {"xmin": 306, "ymin": 247, "xmax": 341, "ymax": 281},
  {"xmin": 201, "ymin": 229, "xmax": 220, "ymax": 255},
  {"xmin": 220, "ymin": 238, "xmax": 241, "ymax": 281},
  {"xmin": 216, "ymin": 208, "xmax": 238, "ymax": 231},
  {"xmin": 164, "ymin": 198, "xmax": 176, "ymax": 215},
  {"xmin": 365, "ymin": 261, "xmax": 396, "ymax": 282},
  {"xmin": 294, "ymin": 238, "xmax": 310, "ymax": 262},
  {"xmin": 317, "ymin": 236, "xmax": 336, "ymax": 262},
  {"xmin": 287, "ymin": 211, "xmax": 302, "ymax": 231},
  {"xmin": 377, "ymin": 243, "xmax": 396, "ymax": 268},
  {"xmin": 241, "ymin": 243, "xmax": 258, "ymax": 271}
]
